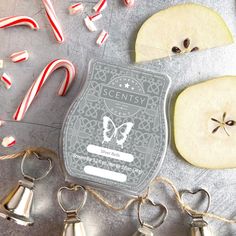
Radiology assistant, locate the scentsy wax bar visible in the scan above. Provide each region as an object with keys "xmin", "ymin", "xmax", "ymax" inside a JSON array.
[{"xmin": 60, "ymin": 59, "xmax": 171, "ymax": 195}]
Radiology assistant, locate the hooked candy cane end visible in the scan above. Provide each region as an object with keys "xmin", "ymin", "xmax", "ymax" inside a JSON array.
[
  {"xmin": 0, "ymin": 16, "xmax": 40, "ymax": 30},
  {"xmin": 14, "ymin": 59, "xmax": 75, "ymax": 120}
]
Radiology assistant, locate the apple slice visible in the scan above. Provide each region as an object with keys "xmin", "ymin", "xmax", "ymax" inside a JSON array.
[
  {"xmin": 135, "ymin": 3, "xmax": 233, "ymax": 63},
  {"xmin": 174, "ymin": 76, "xmax": 236, "ymax": 169}
]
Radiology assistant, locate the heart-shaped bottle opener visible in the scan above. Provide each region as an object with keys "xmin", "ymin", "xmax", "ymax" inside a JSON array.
[
  {"xmin": 57, "ymin": 185, "xmax": 87, "ymax": 236},
  {"xmin": 132, "ymin": 198, "xmax": 168, "ymax": 236},
  {"xmin": 180, "ymin": 188, "xmax": 214, "ymax": 236}
]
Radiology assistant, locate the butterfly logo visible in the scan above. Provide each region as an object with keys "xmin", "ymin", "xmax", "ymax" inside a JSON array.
[{"xmin": 102, "ymin": 116, "xmax": 134, "ymax": 149}]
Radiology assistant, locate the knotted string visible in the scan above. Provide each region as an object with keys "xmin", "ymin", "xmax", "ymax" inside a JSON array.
[
  {"xmin": 0, "ymin": 148, "xmax": 235, "ymax": 224},
  {"xmin": 0, "ymin": 147, "xmax": 57, "ymax": 160}
]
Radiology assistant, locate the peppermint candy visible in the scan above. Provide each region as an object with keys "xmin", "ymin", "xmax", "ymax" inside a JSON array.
[
  {"xmin": 96, "ymin": 30, "xmax": 109, "ymax": 46},
  {"xmin": 89, "ymin": 12, "xmax": 102, "ymax": 22},
  {"xmin": 1, "ymin": 136, "xmax": 16, "ymax": 148},
  {"xmin": 93, "ymin": 0, "xmax": 107, "ymax": 13},
  {"xmin": 13, "ymin": 59, "xmax": 76, "ymax": 121},
  {"xmin": 0, "ymin": 16, "xmax": 39, "ymax": 30},
  {"xmin": 84, "ymin": 16, "xmax": 97, "ymax": 32},
  {"xmin": 68, "ymin": 3, "xmax": 84, "ymax": 15},
  {"xmin": 42, "ymin": 0, "xmax": 65, "ymax": 43},
  {"xmin": 10, "ymin": 50, "xmax": 29, "ymax": 63},
  {"xmin": 1, "ymin": 73, "xmax": 12, "ymax": 90}
]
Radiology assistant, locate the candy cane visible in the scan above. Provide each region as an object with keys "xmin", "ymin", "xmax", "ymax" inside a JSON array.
[
  {"xmin": 123, "ymin": 0, "xmax": 135, "ymax": 7},
  {"xmin": 0, "ymin": 16, "xmax": 39, "ymax": 30},
  {"xmin": 1, "ymin": 73, "xmax": 12, "ymax": 90},
  {"xmin": 42, "ymin": 0, "xmax": 65, "ymax": 43},
  {"xmin": 10, "ymin": 50, "xmax": 29, "ymax": 63},
  {"xmin": 68, "ymin": 3, "xmax": 84, "ymax": 15},
  {"xmin": 96, "ymin": 30, "xmax": 109, "ymax": 47},
  {"xmin": 93, "ymin": 0, "xmax": 107, "ymax": 13},
  {"xmin": 2, "ymin": 136, "xmax": 16, "ymax": 148},
  {"xmin": 13, "ymin": 59, "xmax": 76, "ymax": 121}
]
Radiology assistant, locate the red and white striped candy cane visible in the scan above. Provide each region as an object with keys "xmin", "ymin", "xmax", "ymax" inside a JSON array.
[
  {"xmin": 42, "ymin": 0, "xmax": 65, "ymax": 43},
  {"xmin": 13, "ymin": 59, "xmax": 76, "ymax": 121},
  {"xmin": 0, "ymin": 16, "xmax": 39, "ymax": 30}
]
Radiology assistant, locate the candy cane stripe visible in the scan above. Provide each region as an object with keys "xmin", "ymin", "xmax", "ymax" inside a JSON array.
[
  {"xmin": 0, "ymin": 16, "xmax": 39, "ymax": 30},
  {"xmin": 1, "ymin": 136, "xmax": 16, "ymax": 148},
  {"xmin": 10, "ymin": 50, "xmax": 29, "ymax": 63},
  {"xmin": 42, "ymin": 0, "xmax": 65, "ymax": 43},
  {"xmin": 93, "ymin": 0, "xmax": 107, "ymax": 13},
  {"xmin": 13, "ymin": 59, "xmax": 76, "ymax": 121},
  {"xmin": 69, "ymin": 3, "xmax": 84, "ymax": 15},
  {"xmin": 89, "ymin": 12, "xmax": 102, "ymax": 22},
  {"xmin": 96, "ymin": 30, "xmax": 109, "ymax": 47},
  {"xmin": 1, "ymin": 73, "xmax": 12, "ymax": 89}
]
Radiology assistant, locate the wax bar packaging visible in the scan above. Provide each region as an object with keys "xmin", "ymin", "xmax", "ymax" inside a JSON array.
[{"xmin": 60, "ymin": 59, "xmax": 171, "ymax": 195}]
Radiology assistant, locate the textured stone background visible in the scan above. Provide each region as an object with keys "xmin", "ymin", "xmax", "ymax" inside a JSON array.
[{"xmin": 0, "ymin": 0, "xmax": 236, "ymax": 235}]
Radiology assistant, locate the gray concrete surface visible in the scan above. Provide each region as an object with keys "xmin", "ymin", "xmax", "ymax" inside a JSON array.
[{"xmin": 0, "ymin": 0, "xmax": 236, "ymax": 235}]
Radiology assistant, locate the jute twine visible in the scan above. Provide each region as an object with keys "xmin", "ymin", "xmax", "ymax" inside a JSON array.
[{"xmin": 0, "ymin": 148, "xmax": 235, "ymax": 224}]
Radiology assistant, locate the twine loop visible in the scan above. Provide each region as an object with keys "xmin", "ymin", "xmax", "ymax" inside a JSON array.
[{"xmin": 0, "ymin": 148, "xmax": 235, "ymax": 224}]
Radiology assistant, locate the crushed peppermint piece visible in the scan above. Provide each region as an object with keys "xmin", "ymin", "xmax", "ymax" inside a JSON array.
[
  {"xmin": 96, "ymin": 30, "xmax": 109, "ymax": 46},
  {"xmin": 93, "ymin": 0, "xmax": 107, "ymax": 13},
  {"xmin": 68, "ymin": 3, "xmax": 84, "ymax": 15},
  {"xmin": 2, "ymin": 136, "xmax": 16, "ymax": 148},
  {"xmin": 10, "ymin": 50, "xmax": 29, "ymax": 63},
  {"xmin": 84, "ymin": 16, "xmax": 97, "ymax": 32},
  {"xmin": 1, "ymin": 73, "xmax": 12, "ymax": 90},
  {"xmin": 89, "ymin": 12, "xmax": 102, "ymax": 22}
]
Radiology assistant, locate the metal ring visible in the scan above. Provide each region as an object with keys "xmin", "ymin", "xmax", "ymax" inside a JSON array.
[
  {"xmin": 180, "ymin": 188, "xmax": 211, "ymax": 218},
  {"xmin": 21, "ymin": 152, "xmax": 53, "ymax": 182},
  {"xmin": 138, "ymin": 198, "xmax": 168, "ymax": 229},
  {"xmin": 57, "ymin": 185, "xmax": 87, "ymax": 215}
]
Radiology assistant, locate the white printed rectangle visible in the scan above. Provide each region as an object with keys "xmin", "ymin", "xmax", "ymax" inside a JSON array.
[
  {"xmin": 87, "ymin": 144, "xmax": 134, "ymax": 162},
  {"xmin": 84, "ymin": 166, "xmax": 127, "ymax": 182}
]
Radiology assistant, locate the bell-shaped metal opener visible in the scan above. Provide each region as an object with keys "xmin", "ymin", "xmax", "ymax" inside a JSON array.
[
  {"xmin": 0, "ymin": 152, "xmax": 52, "ymax": 226},
  {"xmin": 58, "ymin": 185, "xmax": 87, "ymax": 236},
  {"xmin": 180, "ymin": 189, "xmax": 214, "ymax": 236},
  {"xmin": 132, "ymin": 198, "xmax": 168, "ymax": 236}
]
